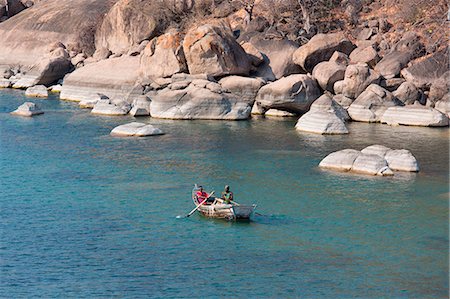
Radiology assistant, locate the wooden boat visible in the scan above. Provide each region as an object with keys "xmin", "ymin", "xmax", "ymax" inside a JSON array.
[{"xmin": 192, "ymin": 185, "xmax": 256, "ymax": 220}]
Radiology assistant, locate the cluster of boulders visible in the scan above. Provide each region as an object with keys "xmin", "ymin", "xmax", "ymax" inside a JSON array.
[
  {"xmin": 1, "ymin": 0, "xmax": 448, "ymax": 133},
  {"xmin": 319, "ymin": 145, "xmax": 419, "ymax": 176}
]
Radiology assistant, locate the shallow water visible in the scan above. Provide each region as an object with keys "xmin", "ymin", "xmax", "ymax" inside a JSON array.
[{"xmin": 0, "ymin": 89, "xmax": 448, "ymax": 298}]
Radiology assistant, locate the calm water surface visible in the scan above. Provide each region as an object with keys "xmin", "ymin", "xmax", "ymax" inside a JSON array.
[{"xmin": 0, "ymin": 89, "xmax": 448, "ymax": 298}]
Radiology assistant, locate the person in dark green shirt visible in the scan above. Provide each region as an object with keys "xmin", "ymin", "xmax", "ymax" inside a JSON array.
[{"xmin": 221, "ymin": 185, "xmax": 233, "ymax": 204}]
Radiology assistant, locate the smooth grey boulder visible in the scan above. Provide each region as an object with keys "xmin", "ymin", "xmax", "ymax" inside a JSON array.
[
  {"xmin": 393, "ymin": 82, "xmax": 420, "ymax": 105},
  {"xmin": 254, "ymin": 74, "xmax": 321, "ymax": 114},
  {"xmin": 348, "ymin": 84, "xmax": 400, "ymax": 122},
  {"xmin": 241, "ymin": 42, "xmax": 264, "ymax": 67},
  {"xmin": 0, "ymin": 78, "xmax": 11, "ymax": 88},
  {"xmin": 79, "ymin": 94, "xmax": 109, "ymax": 109},
  {"xmin": 352, "ymin": 153, "xmax": 392, "ymax": 176},
  {"xmin": 341, "ymin": 63, "xmax": 380, "ymax": 99},
  {"xmin": 150, "ymin": 84, "xmax": 252, "ymax": 120},
  {"xmin": 312, "ymin": 51, "xmax": 348, "ymax": 92},
  {"xmin": 380, "ymin": 104, "xmax": 449, "ymax": 127},
  {"xmin": 110, "ymin": 122, "xmax": 164, "ymax": 137},
  {"xmin": 183, "ymin": 22, "xmax": 250, "ymax": 77},
  {"xmin": 428, "ymin": 71, "xmax": 450, "ymax": 105},
  {"xmin": 385, "ymin": 149, "xmax": 419, "ymax": 172},
  {"xmin": 25, "ymin": 85, "xmax": 48, "ymax": 97},
  {"xmin": 140, "ymin": 30, "xmax": 187, "ymax": 79},
  {"xmin": 60, "ymin": 56, "xmax": 141, "ymax": 102},
  {"xmin": 219, "ymin": 76, "xmax": 264, "ymax": 100},
  {"xmin": 293, "ymin": 32, "xmax": 355, "ymax": 72},
  {"xmin": 374, "ymin": 32, "xmax": 423, "ymax": 79},
  {"xmin": 91, "ymin": 99, "xmax": 131, "ymax": 116},
  {"xmin": 361, "ymin": 145, "xmax": 391, "ymax": 157},
  {"xmin": 295, "ymin": 111, "xmax": 348, "ymax": 134},
  {"xmin": 10, "ymin": 102, "xmax": 44, "ymax": 116},
  {"xmin": 319, "ymin": 149, "xmax": 361, "ymax": 171}
]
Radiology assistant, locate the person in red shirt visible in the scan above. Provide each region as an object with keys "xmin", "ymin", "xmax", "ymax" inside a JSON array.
[{"xmin": 196, "ymin": 186, "xmax": 211, "ymax": 204}]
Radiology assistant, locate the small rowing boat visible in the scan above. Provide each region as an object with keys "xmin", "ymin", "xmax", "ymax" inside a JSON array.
[{"xmin": 192, "ymin": 185, "xmax": 256, "ymax": 220}]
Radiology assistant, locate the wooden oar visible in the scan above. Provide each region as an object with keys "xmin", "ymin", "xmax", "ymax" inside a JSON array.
[{"xmin": 186, "ymin": 191, "xmax": 215, "ymax": 218}]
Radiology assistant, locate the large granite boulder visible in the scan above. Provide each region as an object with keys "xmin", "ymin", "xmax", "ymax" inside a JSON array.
[
  {"xmin": 428, "ymin": 72, "xmax": 450, "ymax": 105},
  {"xmin": 79, "ymin": 93, "xmax": 109, "ymax": 109},
  {"xmin": 295, "ymin": 111, "xmax": 348, "ymax": 134},
  {"xmin": 150, "ymin": 82, "xmax": 252, "ymax": 120},
  {"xmin": 400, "ymin": 49, "xmax": 449, "ymax": 89},
  {"xmin": 309, "ymin": 94, "xmax": 350, "ymax": 121},
  {"xmin": 140, "ymin": 30, "xmax": 187, "ymax": 79},
  {"xmin": 349, "ymin": 45, "xmax": 380, "ymax": 68},
  {"xmin": 374, "ymin": 32, "xmax": 423, "ymax": 79},
  {"xmin": 380, "ymin": 104, "xmax": 449, "ymax": 127},
  {"xmin": 361, "ymin": 144, "xmax": 391, "ymax": 157},
  {"xmin": 293, "ymin": 32, "xmax": 355, "ymax": 72},
  {"xmin": 241, "ymin": 35, "xmax": 301, "ymax": 81},
  {"xmin": 183, "ymin": 22, "xmax": 251, "ymax": 77},
  {"xmin": 254, "ymin": 74, "xmax": 321, "ymax": 114},
  {"xmin": 95, "ymin": 0, "xmax": 159, "ymax": 55},
  {"xmin": 319, "ymin": 149, "xmax": 361, "ymax": 171},
  {"xmin": 10, "ymin": 101, "xmax": 44, "ymax": 116},
  {"xmin": 352, "ymin": 153, "xmax": 392, "ymax": 176},
  {"xmin": 218, "ymin": 76, "xmax": 264, "ymax": 100},
  {"xmin": 91, "ymin": 99, "xmax": 131, "ymax": 116},
  {"xmin": 312, "ymin": 52, "xmax": 348, "ymax": 92},
  {"xmin": 341, "ymin": 63, "xmax": 380, "ymax": 99},
  {"xmin": 11, "ymin": 44, "xmax": 72, "ymax": 88},
  {"xmin": 110, "ymin": 122, "xmax": 164, "ymax": 137},
  {"xmin": 435, "ymin": 98, "xmax": 450, "ymax": 118},
  {"xmin": 25, "ymin": 85, "xmax": 48, "ymax": 97},
  {"xmin": 348, "ymin": 84, "xmax": 401, "ymax": 122},
  {"xmin": 60, "ymin": 56, "xmax": 141, "ymax": 102},
  {"xmin": 240, "ymin": 42, "xmax": 264, "ymax": 67},
  {"xmin": 393, "ymin": 82, "xmax": 421, "ymax": 105},
  {"xmin": 385, "ymin": 149, "xmax": 419, "ymax": 172},
  {"xmin": 0, "ymin": 0, "xmax": 114, "ymax": 68}
]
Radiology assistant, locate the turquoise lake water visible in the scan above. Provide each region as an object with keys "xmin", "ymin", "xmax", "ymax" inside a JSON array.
[{"xmin": 0, "ymin": 89, "xmax": 448, "ymax": 298}]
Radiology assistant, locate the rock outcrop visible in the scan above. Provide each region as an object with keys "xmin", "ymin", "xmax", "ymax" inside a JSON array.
[
  {"xmin": 10, "ymin": 101, "xmax": 44, "ymax": 116},
  {"xmin": 110, "ymin": 122, "xmax": 164, "ymax": 137},
  {"xmin": 293, "ymin": 32, "xmax": 355, "ymax": 72},
  {"xmin": 140, "ymin": 30, "xmax": 187, "ymax": 79},
  {"xmin": 60, "ymin": 56, "xmax": 141, "ymax": 102},
  {"xmin": 380, "ymin": 104, "xmax": 449, "ymax": 127},
  {"xmin": 91, "ymin": 99, "xmax": 131, "ymax": 116},
  {"xmin": 312, "ymin": 52, "xmax": 348, "ymax": 92},
  {"xmin": 348, "ymin": 84, "xmax": 401, "ymax": 122},
  {"xmin": 341, "ymin": 63, "xmax": 380, "ymax": 99},
  {"xmin": 242, "ymin": 35, "xmax": 302, "ymax": 81},
  {"xmin": 25, "ymin": 85, "xmax": 48, "ymax": 97},
  {"xmin": 150, "ymin": 74, "xmax": 253, "ymax": 120},
  {"xmin": 183, "ymin": 22, "xmax": 251, "ymax": 77},
  {"xmin": 374, "ymin": 32, "xmax": 423, "ymax": 79},
  {"xmin": 400, "ymin": 49, "xmax": 449, "ymax": 89},
  {"xmin": 254, "ymin": 74, "xmax": 321, "ymax": 114},
  {"xmin": 95, "ymin": 0, "xmax": 159, "ymax": 55}
]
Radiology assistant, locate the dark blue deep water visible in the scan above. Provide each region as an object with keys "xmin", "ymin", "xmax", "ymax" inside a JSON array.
[{"xmin": 0, "ymin": 89, "xmax": 448, "ymax": 298}]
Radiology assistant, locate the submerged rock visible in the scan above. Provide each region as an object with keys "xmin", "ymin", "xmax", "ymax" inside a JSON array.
[
  {"xmin": 319, "ymin": 145, "xmax": 419, "ymax": 175},
  {"xmin": 10, "ymin": 102, "xmax": 44, "ymax": 117},
  {"xmin": 25, "ymin": 85, "xmax": 48, "ymax": 98},
  {"xmin": 110, "ymin": 122, "xmax": 164, "ymax": 137}
]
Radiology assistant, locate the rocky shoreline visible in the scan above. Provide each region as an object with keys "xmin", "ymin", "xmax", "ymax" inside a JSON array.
[{"xmin": 1, "ymin": 0, "xmax": 448, "ymax": 131}]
